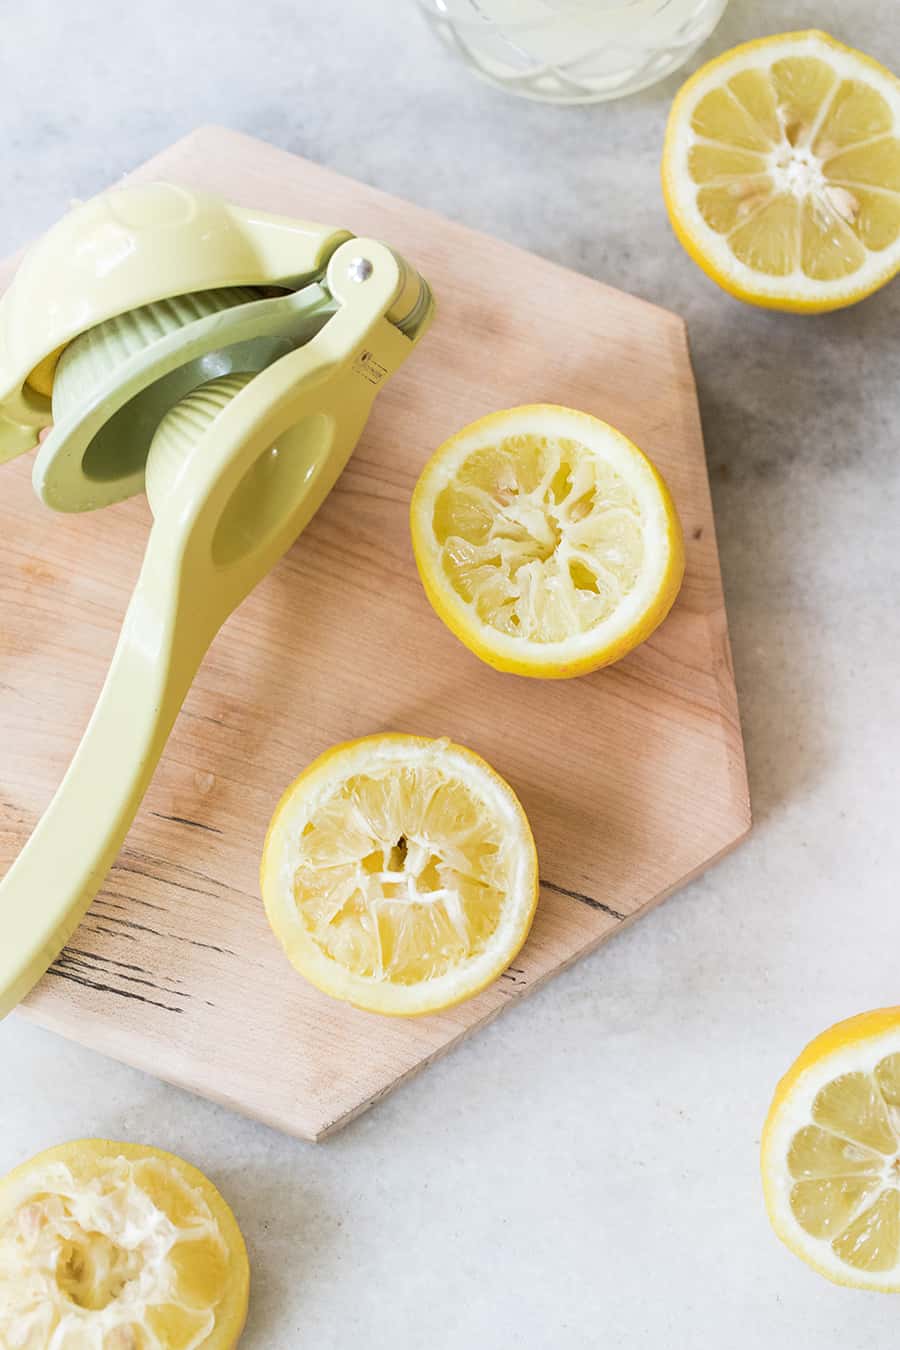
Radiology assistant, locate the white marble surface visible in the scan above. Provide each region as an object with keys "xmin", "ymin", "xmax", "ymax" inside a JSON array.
[{"xmin": 3, "ymin": 1, "xmax": 900, "ymax": 1345}]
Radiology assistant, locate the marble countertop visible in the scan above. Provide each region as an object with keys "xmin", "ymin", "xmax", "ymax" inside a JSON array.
[{"xmin": 3, "ymin": 1, "xmax": 900, "ymax": 1345}]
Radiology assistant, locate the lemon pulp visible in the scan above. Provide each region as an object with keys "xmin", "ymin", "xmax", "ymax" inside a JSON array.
[
  {"xmin": 784, "ymin": 1057, "xmax": 900, "ymax": 1273},
  {"xmin": 411, "ymin": 406, "xmax": 684, "ymax": 679},
  {"xmin": 261, "ymin": 734, "xmax": 539, "ymax": 1015},
  {"xmin": 434, "ymin": 433, "xmax": 645, "ymax": 644},
  {"xmin": 0, "ymin": 1140, "xmax": 248, "ymax": 1349}
]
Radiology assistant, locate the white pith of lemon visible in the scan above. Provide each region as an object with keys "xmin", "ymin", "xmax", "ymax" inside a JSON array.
[
  {"xmin": 0, "ymin": 1139, "xmax": 249, "ymax": 1348},
  {"xmin": 663, "ymin": 31, "xmax": 900, "ymax": 311},
  {"xmin": 409, "ymin": 405, "xmax": 684, "ymax": 679},
  {"xmin": 762, "ymin": 1009, "xmax": 900, "ymax": 1291},
  {"xmin": 260, "ymin": 734, "xmax": 539, "ymax": 1016}
]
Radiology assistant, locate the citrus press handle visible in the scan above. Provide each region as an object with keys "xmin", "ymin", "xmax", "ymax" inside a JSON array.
[{"xmin": 0, "ymin": 563, "xmax": 210, "ymax": 1019}]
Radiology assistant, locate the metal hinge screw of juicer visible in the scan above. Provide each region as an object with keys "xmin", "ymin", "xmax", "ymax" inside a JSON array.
[{"xmin": 347, "ymin": 256, "xmax": 375, "ymax": 283}]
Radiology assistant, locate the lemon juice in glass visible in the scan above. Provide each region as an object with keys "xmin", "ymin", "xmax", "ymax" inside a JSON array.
[{"xmin": 416, "ymin": 0, "xmax": 729, "ymax": 103}]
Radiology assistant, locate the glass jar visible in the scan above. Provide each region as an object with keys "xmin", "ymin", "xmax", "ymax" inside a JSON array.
[{"xmin": 416, "ymin": 0, "xmax": 729, "ymax": 103}]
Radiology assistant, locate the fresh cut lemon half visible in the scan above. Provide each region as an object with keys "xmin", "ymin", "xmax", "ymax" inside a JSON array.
[
  {"xmin": 261, "ymin": 734, "xmax": 539, "ymax": 1015},
  {"xmin": 0, "ymin": 1139, "xmax": 249, "ymax": 1348},
  {"xmin": 762, "ymin": 1008, "xmax": 900, "ymax": 1291},
  {"xmin": 410, "ymin": 406, "xmax": 684, "ymax": 679},
  {"xmin": 662, "ymin": 31, "xmax": 900, "ymax": 311}
]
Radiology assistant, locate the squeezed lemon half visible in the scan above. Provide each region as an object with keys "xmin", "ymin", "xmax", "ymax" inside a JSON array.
[
  {"xmin": 762, "ymin": 1009, "xmax": 900, "ymax": 1290},
  {"xmin": 0, "ymin": 1139, "xmax": 249, "ymax": 1348},
  {"xmin": 410, "ymin": 405, "xmax": 684, "ymax": 679},
  {"xmin": 663, "ymin": 31, "xmax": 900, "ymax": 311},
  {"xmin": 260, "ymin": 734, "xmax": 539, "ymax": 1015}
]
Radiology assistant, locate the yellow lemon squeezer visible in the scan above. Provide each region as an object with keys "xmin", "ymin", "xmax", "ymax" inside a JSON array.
[{"xmin": 0, "ymin": 182, "xmax": 434, "ymax": 1018}]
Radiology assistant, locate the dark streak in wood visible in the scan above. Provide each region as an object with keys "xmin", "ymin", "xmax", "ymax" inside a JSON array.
[
  {"xmin": 66, "ymin": 946, "xmax": 153, "ymax": 977},
  {"xmin": 183, "ymin": 709, "xmax": 224, "ymax": 727},
  {"xmin": 116, "ymin": 860, "xmax": 217, "ymax": 900},
  {"xmin": 55, "ymin": 952, "xmax": 190, "ymax": 1000},
  {"xmin": 540, "ymin": 878, "xmax": 626, "ymax": 921},
  {"xmin": 180, "ymin": 934, "xmax": 235, "ymax": 957},
  {"xmin": 164, "ymin": 880, "xmax": 218, "ymax": 899},
  {"xmin": 46, "ymin": 966, "xmax": 183, "ymax": 1014},
  {"xmin": 124, "ymin": 848, "xmax": 258, "ymax": 905},
  {"xmin": 101, "ymin": 890, "xmax": 169, "ymax": 915},
  {"xmin": 84, "ymin": 923, "xmax": 136, "ymax": 943},
  {"xmin": 151, "ymin": 811, "xmax": 224, "ymax": 835},
  {"xmin": 86, "ymin": 909, "xmax": 236, "ymax": 957}
]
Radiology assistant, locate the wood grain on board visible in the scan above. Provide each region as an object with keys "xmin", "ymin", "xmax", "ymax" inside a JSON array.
[{"xmin": 0, "ymin": 127, "xmax": 749, "ymax": 1140}]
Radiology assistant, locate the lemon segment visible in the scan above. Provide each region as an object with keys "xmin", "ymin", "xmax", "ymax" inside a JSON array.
[
  {"xmin": 410, "ymin": 406, "xmax": 684, "ymax": 679},
  {"xmin": 0, "ymin": 1139, "xmax": 249, "ymax": 1349},
  {"xmin": 260, "ymin": 734, "xmax": 539, "ymax": 1016},
  {"xmin": 663, "ymin": 31, "xmax": 900, "ymax": 311},
  {"xmin": 762, "ymin": 1009, "xmax": 900, "ymax": 1290}
]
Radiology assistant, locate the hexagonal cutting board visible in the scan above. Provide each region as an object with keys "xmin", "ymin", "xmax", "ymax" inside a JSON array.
[{"xmin": 0, "ymin": 127, "xmax": 750, "ymax": 1140}]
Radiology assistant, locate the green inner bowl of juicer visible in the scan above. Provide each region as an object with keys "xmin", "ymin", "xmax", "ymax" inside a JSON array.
[{"xmin": 36, "ymin": 283, "xmax": 336, "ymax": 513}]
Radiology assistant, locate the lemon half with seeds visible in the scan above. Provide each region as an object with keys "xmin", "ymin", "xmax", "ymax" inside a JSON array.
[
  {"xmin": 663, "ymin": 31, "xmax": 900, "ymax": 311},
  {"xmin": 762, "ymin": 1009, "xmax": 900, "ymax": 1291},
  {"xmin": 410, "ymin": 406, "xmax": 684, "ymax": 679},
  {"xmin": 0, "ymin": 1139, "xmax": 249, "ymax": 1348},
  {"xmin": 261, "ymin": 734, "xmax": 539, "ymax": 1016}
]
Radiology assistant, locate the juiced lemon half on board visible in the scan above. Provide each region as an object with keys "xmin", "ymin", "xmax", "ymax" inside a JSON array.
[
  {"xmin": 0, "ymin": 1139, "xmax": 249, "ymax": 1348},
  {"xmin": 662, "ymin": 31, "xmax": 900, "ymax": 311},
  {"xmin": 410, "ymin": 406, "xmax": 684, "ymax": 679},
  {"xmin": 261, "ymin": 734, "xmax": 539, "ymax": 1015},
  {"xmin": 762, "ymin": 1009, "xmax": 900, "ymax": 1291}
]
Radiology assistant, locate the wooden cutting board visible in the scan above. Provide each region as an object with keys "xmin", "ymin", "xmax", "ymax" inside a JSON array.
[{"xmin": 0, "ymin": 127, "xmax": 749, "ymax": 1141}]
